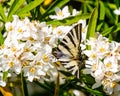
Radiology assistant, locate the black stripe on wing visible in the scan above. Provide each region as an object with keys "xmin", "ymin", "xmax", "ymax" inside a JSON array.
[{"xmin": 67, "ymin": 32, "xmax": 76, "ymax": 47}]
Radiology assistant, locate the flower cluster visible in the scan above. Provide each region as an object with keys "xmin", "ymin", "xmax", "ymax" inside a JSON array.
[
  {"xmin": 0, "ymin": 15, "xmax": 57, "ymax": 86},
  {"xmin": 0, "ymin": 15, "xmax": 68, "ymax": 86},
  {"xmin": 83, "ymin": 33, "xmax": 120, "ymax": 95}
]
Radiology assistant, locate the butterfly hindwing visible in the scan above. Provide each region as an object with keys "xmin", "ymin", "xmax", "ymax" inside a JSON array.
[{"xmin": 53, "ymin": 24, "xmax": 82, "ymax": 78}]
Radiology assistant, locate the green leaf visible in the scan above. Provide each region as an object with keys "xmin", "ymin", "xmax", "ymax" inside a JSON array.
[
  {"xmin": 102, "ymin": 23, "xmax": 120, "ymax": 36},
  {"xmin": 40, "ymin": 0, "xmax": 70, "ymax": 20},
  {"xmin": 108, "ymin": 3, "xmax": 116, "ymax": 9},
  {"xmin": 3, "ymin": 71, "xmax": 8, "ymax": 81},
  {"xmin": 83, "ymin": 86, "xmax": 106, "ymax": 96},
  {"xmin": 0, "ymin": 32, "xmax": 4, "ymax": 45},
  {"xmin": 97, "ymin": 1, "xmax": 105, "ymax": 31},
  {"xmin": 114, "ymin": 0, "xmax": 120, "ymax": 8},
  {"xmin": 86, "ymin": 7, "xmax": 98, "ymax": 39},
  {"xmin": 83, "ymin": 3, "xmax": 88, "ymax": 13},
  {"xmin": 81, "ymin": 74, "xmax": 95, "ymax": 85},
  {"xmin": 87, "ymin": 4, "xmax": 94, "ymax": 12},
  {"xmin": 99, "ymin": 1, "xmax": 105, "ymax": 20},
  {"xmin": 7, "ymin": 0, "xmax": 25, "ymax": 20},
  {"xmin": 104, "ymin": 3, "xmax": 115, "ymax": 24},
  {"xmin": 34, "ymin": 81, "xmax": 54, "ymax": 94},
  {"xmin": 16, "ymin": 0, "xmax": 44, "ymax": 16},
  {"xmin": 47, "ymin": 13, "xmax": 90, "ymax": 26},
  {"xmin": 16, "ymin": 13, "xmax": 30, "ymax": 18},
  {"xmin": 108, "ymin": 34, "xmax": 113, "ymax": 41},
  {"xmin": 0, "ymin": 4, "xmax": 7, "ymax": 22}
]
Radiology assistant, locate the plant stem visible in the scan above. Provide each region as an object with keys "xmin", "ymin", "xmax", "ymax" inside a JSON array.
[
  {"xmin": 21, "ymin": 72, "xmax": 28, "ymax": 96},
  {"xmin": 54, "ymin": 73, "xmax": 60, "ymax": 96}
]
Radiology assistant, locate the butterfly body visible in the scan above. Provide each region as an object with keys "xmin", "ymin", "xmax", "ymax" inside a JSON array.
[{"xmin": 53, "ymin": 24, "xmax": 82, "ymax": 78}]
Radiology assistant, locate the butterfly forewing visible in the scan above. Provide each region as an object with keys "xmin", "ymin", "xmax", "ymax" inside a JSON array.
[{"xmin": 54, "ymin": 24, "xmax": 82, "ymax": 78}]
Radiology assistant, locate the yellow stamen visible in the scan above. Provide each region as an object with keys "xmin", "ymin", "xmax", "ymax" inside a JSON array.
[
  {"xmin": 99, "ymin": 47, "xmax": 105, "ymax": 52},
  {"xmin": 24, "ymin": 48, "xmax": 30, "ymax": 52},
  {"xmin": 8, "ymin": 61, "xmax": 14, "ymax": 67},
  {"xmin": 11, "ymin": 47, "xmax": 17, "ymax": 52},
  {"xmin": 57, "ymin": 30, "xmax": 62, "ymax": 35},
  {"xmin": 22, "ymin": 61, "xmax": 29, "ymax": 66},
  {"xmin": 110, "ymin": 82, "xmax": 117, "ymax": 88},
  {"xmin": 28, "ymin": 37, "xmax": 35, "ymax": 42},
  {"xmin": 42, "ymin": 54, "xmax": 49, "ymax": 62},
  {"xmin": 102, "ymin": 79, "xmax": 110, "ymax": 86},
  {"xmin": 106, "ymin": 62, "xmax": 112, "ymax": 68},
  {"xmin": 36, "ymin": 62, "xmax": 40, "ymax": 65},
  {"xmin": 8, "ymin": 26, "xmax": 13, "ymax": 31},
  {"xmin": 105, "ymin": 71, "xmax": 114, "ymax": 77},
  {"xmin": 44, "ymin": 36, "xmax": 51, "ymax": 43},
  {"xmin": 91, "ymin": 53, "xmax": 96, "ymax": 59},
  {"xmin": 114, "ymin": 51, "xmax": 119, "ymax": 57},
  {"xmin": 4, "ymin": 54, "xmax": 8, "ymax": 58},
  {"xmin": 57, "ymin": 11, "xmax": 63, "ymax": 16},
  {"xmin": 32, "ymin": 20, "xmax": 38, "ymax": 27},
  {"xmin": 105, "ymin": 51, "xmax": 111, "ymax": 56},
  {"xmin": 18, "ymin": 28, "xmax": 23, "ymax": 33},
  {"xmin": 29, "ymin": 67, "xmax": 36, "ymax": 74}
]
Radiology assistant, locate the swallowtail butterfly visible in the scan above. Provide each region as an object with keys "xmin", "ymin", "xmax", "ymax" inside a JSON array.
[{"xmin": 53, "ymin": 24, "xmax": 83, "ymax": 78}]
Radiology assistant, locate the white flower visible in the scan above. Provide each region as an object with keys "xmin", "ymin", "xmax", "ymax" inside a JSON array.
[
  {"xmin": 84, "ymin": 50, "xmax": 97, "ymax": 61},
  {"xmin": 103, "ymin": 57, "xmax": 119, "ymax": 73},
  {"xmin": 92, "ymin": 60, "xmax": 105, "ymax": 80},
  {"xmin": 92, "ymin": 81, "xmax": 102, "ymax": 89},
  {"xmin": 0, "ymin": 80, "xmax": 6, "ymax": 87},
  {"xmin": 102, "ymin": 78, "xmax": 120, "ymax": 95},
  {"xmin": 49, "ymin": 6, "xmax": 70, "ymax": 20},
  {"xmin": 49, "ymin": 6, "xmax": 80, "ymax": 20},
  {"xmin": 72, "ymin": 90, "xmax": 86, "ymax": 96},
  {"xmin": 52, "ymin": 26, "xmax": 71, "ymax": 39},
  {"xmin": 72, "ymin": 9, "xmax": 79, "ymax": 16},
  {"xmin": 23, "ymin": 61, "xmax": 46, "ymax": 82},
  {"xmin": 41, "ymin": 26, "xmax": 53, "ymax": 44},
  {"xmin": 110, "ymin": 41, "xmax": 120, "ymax": 59},
  {"xmin": 114, "ymin": 7, "xmax": 120, "ymax": 15},
  {"xmin": 0, "ymin": 49, "xmax": 22, "ymax": 74}
]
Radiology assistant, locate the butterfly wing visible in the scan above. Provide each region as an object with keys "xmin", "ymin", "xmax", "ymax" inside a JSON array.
[{"xmin": 53, "ymin": 24, "xmax": 82, "ymax": 78}]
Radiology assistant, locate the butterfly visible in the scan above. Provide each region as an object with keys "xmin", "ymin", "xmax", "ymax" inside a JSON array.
[{"xmin": 53, "ymin": 24, "xmax": 83, "ymax": 78}]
